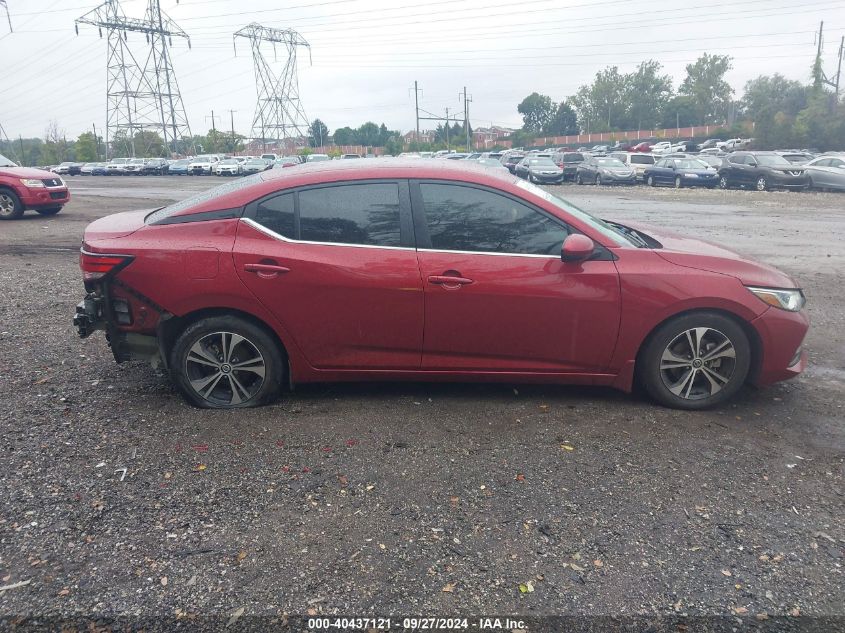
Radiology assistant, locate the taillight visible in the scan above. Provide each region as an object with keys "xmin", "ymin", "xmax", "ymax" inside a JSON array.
[{"xmin": 80, "ymin": 249, "xmax": 133, "ymax": 281}]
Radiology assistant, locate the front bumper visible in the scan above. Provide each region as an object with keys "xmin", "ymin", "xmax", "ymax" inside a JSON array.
[
  {"xmin": 682, "ymin": 175, "xmax": 719, "ymax": 187},
  {"xmin": 751, "ymin": 306, "xmax": 810, "ymax": 386},
  {"xmin": 530, "ymin": 172, "xmax": 564, "ymax": 183},
  {"xmin": 19, "ymin": 187, "xmax": 70, "ymax": 209}
]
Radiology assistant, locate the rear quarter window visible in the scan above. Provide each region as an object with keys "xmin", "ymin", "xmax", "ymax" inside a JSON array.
[{"xmin": 145, "ymin": 175, "xmax": 262, "ymax": 224}]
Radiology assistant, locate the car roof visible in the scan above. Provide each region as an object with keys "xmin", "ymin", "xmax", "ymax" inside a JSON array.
[{"xmin": 167, "ymin": 158, "xmax": 522, "ymax": 219}]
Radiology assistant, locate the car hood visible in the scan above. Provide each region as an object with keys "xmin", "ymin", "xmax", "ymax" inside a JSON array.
[
  {"xmin": 0, "ymin": 166, "xmax": 62, "ymax": 180},
  {"xmin": 623, "ymin": 221, "xmax": 799, "ymax": 288}
]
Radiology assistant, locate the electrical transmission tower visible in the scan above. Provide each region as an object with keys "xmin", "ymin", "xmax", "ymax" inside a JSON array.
[
  {"xmin": 234, "ymin": 23, "xmax": 311, "ymax": 152},
  {"xmin": 75, "ymin": 0, "xmax": 193, "ymax": 158}
]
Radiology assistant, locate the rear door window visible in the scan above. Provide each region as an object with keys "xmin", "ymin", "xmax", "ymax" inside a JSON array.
[{"xmin": 298, "ymin": 184, "xmax": 401, "ymax": 247}]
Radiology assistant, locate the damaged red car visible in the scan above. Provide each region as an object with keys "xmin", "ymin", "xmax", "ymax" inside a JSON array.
[{"xmin": 74, "ymin": 160, "xmax": 808, "ymax": 410}]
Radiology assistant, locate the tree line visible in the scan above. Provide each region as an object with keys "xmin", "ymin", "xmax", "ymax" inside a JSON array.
[{"xmin": 514, "ymin": 52, "xmax": 845, "ymax": 151}]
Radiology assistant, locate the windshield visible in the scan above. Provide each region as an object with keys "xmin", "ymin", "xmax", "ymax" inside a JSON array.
[
  {"xmin": 515, "ymin": 179, "xmax": 636, "ymax": 247},
  {"xmin": 596, "ymin": 158, "xmax": 626, "ymax": 168},
  {"xmin": 676, "ymin": 159, "xmax": 710, "ymax": 169},
  {"xmin": 562, "ymin": 154, "xmax": 584, "ymax": 163},
  {"xmin": 0, "ymin": 153, "xmax": 17, "ymax": 167},
  {"xmin": 756, "ymin": 155, "xmax": 791, "ymax": 166},
  {"xmin": 221, "ymin": 159, "xmax": 239, "ymax": 164},
  {"xmin": 527, "ymin": 158, "xmax": 556, "ymax": 167}
]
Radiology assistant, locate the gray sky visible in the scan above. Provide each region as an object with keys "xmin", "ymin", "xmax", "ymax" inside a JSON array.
[{"xmin": 1, "ymin": 0, "xmax": 844, "ymax": 140}]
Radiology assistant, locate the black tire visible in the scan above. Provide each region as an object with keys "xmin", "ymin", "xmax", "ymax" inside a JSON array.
[
  {"xmin": 0, "ymin": 188, "xmax": 24, "ymax": 220},
  {"xmin": 595, "ymin": 174, "xmax": 602, "ymax": 186},
  {"xmin": 638, "ymin": 311, "xmax": 751, "ymax": 410},
  {"xmin": 35, "ymin": 207, "xmax": 62, "ymax": 216},
  {"xmin": 169, "ymin": 316, "xmax": 285, "ymax": 409},
  {"xmin": 674, "ymin": 176, "xmax": 683, "ymax": 189},
  {"xmin": 719, "ymin": 175, "xmax": 729, "ymax": 190},
  {"xmin": 647, "ymin": 175, "xmax": 656, "ymax": 187},
  {"xmin": 576, "ymin": 173, "xmax": 584, "ymax": 185},
  {"xmin": 756, "ymin": 176, "xmax": 768, "ymax": 192}
]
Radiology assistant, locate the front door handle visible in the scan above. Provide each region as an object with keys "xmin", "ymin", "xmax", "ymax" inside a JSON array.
[
  {"xmin": 244, "ymin": 263, "xmax": 290, "ymax": 278},
  {"xmin": 428, "ymin": 274, "xmax": 474, "ymax": 287}
]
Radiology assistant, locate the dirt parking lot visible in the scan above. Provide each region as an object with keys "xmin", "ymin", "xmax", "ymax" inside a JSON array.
[{"xmin": 0, "ymin": 176, "xmax": 842, "ymax": 628}]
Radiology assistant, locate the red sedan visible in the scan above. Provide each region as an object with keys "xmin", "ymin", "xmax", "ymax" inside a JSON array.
[
  {"xmin": 0, "ymin": 153, "xmax": 70, "ymax": 219},
  {"xmin": 74, "ymin": 160, "xmax": 808, "ymax": 410}
]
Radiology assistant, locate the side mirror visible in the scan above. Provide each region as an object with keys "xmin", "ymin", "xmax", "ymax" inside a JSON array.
[{"xmin": 561, "ymin": 234, "xmax": 595, "ymax": 263}]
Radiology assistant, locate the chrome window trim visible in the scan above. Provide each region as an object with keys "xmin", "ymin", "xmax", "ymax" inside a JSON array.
[
  {"xmin": 243, "ymin": 218, "xmax": 561, "ymax": 258},
  {"xmin": 241, "ymin": 217, "xmax": 413, "ymax": 252}
]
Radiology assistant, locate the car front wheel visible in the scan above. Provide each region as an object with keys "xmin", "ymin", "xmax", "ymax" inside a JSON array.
[
  {"xmin": 756, "ymin": 176, "xmax": 768, "ymax": 191},
  {"xmin": 638, "ymin": 312, "xmax": 751, "ymax": 410},
  {"xmin": 719, "ymin": 175, "xmax": 729, "ymax": 190},
  {"xmin": 0, "ymin": 189, "xmax": 24, "ymax": 220},
  {"xmin": 170, "ymin": 316, "xmax": 285, "ymax": 409},
  {"xmin": 576, "ymin": 173, "xmax": 584, "ymax": 185}
]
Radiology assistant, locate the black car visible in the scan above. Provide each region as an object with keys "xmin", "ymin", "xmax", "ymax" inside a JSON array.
[
  {"xmin": 575, "ymin": 157, "xmax": 636, "ymax": 185},
  {"xmin": 718, "ymin": 152, "xmax": 809, "ymax": 191},
  {"xmin": 142, "ymin": 158, "xmax": 169, "ymax": 175},
  {"xmin": 501, "ymin": 153, "xmax": 526, "ymax": 174},
  {"xmin": 514, "ymin": 156, "xmax": 564, "ymax": 183},
  {"xmin": 551, "ymin": 151, "xmax": 585, "ymax": 181}
]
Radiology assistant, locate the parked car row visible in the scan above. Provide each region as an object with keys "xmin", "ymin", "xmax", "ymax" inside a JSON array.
[{"xmin": 491, "ymin": 146, "xmax": 845, "ymax": 192}]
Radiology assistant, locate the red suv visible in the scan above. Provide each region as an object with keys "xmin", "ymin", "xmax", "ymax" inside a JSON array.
[
  {"xmin": 0, "ymin": 154, "xmax": 70, "ymax": 220},
  {"xmin": 74, "ymin": 160, "xmax": 808, "ymax": 410}
]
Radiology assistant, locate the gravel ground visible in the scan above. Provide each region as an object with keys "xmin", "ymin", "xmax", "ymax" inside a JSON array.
[{"xmin": 0, "ymin": 176, "xmax": 842, "ymax": 629}]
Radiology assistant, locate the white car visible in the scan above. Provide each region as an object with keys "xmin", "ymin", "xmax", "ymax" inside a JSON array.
[
  {"xmin": 650, "ymin": 142, "xmax": 673, "ymax": 155},
  {"xmin": 106, "ymin": 158, "xmax": 130, "ymax": 175},
  {"xmin": 188, "ymin": 155, "xmax": 220, "ymax": 175},
  {"xmin": 699, "ymin": 147, "xmax": 725, "ymax": 156},
  {"xmin": 608, "ymin": 151, "xmax": 656, "ymax": 180},
  {"xmin": 214, "ymin": 158, "xmax": 243, "ymax": 176},
  {"xmin": 123, "ymin": 158, "xmax": 146, "ymax": 174}
]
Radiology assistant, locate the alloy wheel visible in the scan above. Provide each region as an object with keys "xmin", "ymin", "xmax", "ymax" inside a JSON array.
[
  {"xmin": 675, "ymin": 176, "xmax": 682, "ymax": 189},
  {"xmin": 595, "ymin": 174, "xmax": 602, "ymax": 185},
  {"xmin": 719, "ymin": 176, "xmax": 729, "ymax": 189},
  {"xmin": 0, "ymin": 193, "xmax": 18, "ymax": 218},
  {"xmin": 659, "ymin": 327, "xmax": 737, "ymax": 400},
  {"xmin": 756, "ymin": 177, "xmax": 768, "ymax": 191},
  {"xmin": 184, "ymin": 331, "xmax": 266, "ymax": 406},
  {"xmin": 647, "ymin": 176, "xmax": 655, "ymax": 187}
]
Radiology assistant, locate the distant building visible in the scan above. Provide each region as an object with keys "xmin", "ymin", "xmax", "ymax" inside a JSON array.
[
  {"xmin": 472, "ymin": 126, "xmax": 514, "ymax": 147},
  {"xmin": 403, "ymin": 130, "xmax": 435, "ymax": 144}
]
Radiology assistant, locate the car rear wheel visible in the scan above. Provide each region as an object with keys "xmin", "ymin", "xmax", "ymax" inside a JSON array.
[
  {"xmin": 576, "ymin": 173, "xmax": 584, "ymax": 185},
  {"xmin": 647, "ymin": 175, "xmax": 656, "ymax": 187},
  {"xmin": 638, "ymin": 312, "xmax": 751, "ymax": 410},
  {"xmin": 756, "ymin": 176, "xmax": 768, "ymax": 191},
  {"xmin": 674, "ymin": 176, "xmax": 683, "ymax": 189},
  {"xmin": 170, "ymin": 316, "xmax": 284, "ymax": 409},
  {"xmin": 35, "ymin": 207, "xmax": 62, "ymax": 216},
  {"xmin": 0, "ymin": 189, "xmax": 24, "ymax": 220},
  {"xmin": 595, "ymin": 174, "xmax": 602, "ymax": 185}
]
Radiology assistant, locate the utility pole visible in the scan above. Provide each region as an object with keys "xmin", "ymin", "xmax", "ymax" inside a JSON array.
[
  {"xmin": 445, "ymin": 107, "xmax": 450, "ymax": 148},
  {"xmin": 19, "ymin": 136, "xmax": 25, "ymax": 166},
  {"xmin": 93, "ymin": 123, "xmax": 100, "ymax": 160},
  {"xmin": 836, "ymin": 36, "xmax": 844, "ymax": 104},
  {"xmin": 2, "ymin": 0, "xmax": 11, "ymax": 33},
  {"xmin": 410, "ymin": 81, "xmax": 422, "ymax": 142},
  {"xmin": 227, "ymin": 110, "xmax": 237, "ymax": 153},
  {"xmin": 459, "ymin": 86, "xmax": 472, "ymax": 152}
]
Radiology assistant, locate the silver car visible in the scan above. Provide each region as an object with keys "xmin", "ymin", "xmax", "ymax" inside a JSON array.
[{"xmin": 804, "ymin": 155, "xmax": 845, "ymax": 191}]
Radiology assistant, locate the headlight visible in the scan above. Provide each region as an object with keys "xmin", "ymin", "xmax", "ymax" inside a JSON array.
[
  {"xmin": 683, "ymin": 173, "xmax": 699, "ymax": 178},
  {"xmin": 747, "ymin": 286, "xmax": 805, "ymax": 311},
  {"xmin": 20, "ymin": 179, "xmax": 45, "ymax": 188}
]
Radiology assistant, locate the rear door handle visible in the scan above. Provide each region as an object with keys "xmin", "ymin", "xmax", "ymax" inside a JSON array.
[
  {"xmin": 428, "ymin": 275, "xmax": 474, "ymax": 286},
  {"xmin": 244, "ymin": 263, "xmax": 290, "ymax": 278}
]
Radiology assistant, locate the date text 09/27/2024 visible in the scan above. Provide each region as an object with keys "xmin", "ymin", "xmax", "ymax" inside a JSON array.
[{"xmin": 307, "ymin": 617, "xmax": 527, "ymax": 630}]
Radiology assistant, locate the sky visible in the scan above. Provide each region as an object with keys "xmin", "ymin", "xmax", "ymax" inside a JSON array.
[{"xmin": 1, "ymin": 0, "xmax": 844, "ymax": 141}]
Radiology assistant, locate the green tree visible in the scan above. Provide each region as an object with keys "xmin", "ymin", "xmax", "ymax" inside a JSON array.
[
  {"xmin": 544, "ymin": 101, "xmax": 579, "ymax": 135},
  {"xmin": 332, "ymin": 126, "xmax": 357, "ymax": 145},
  {"xmin": 517, "ymin": 92, "xmax": 555, "ymax": 133},
  {"xmin": 75, "ymin": 132, "xmax": 100, "ymax": 162},
  {"xmin": 308, "ymin": 118, "xmax": 329, "ymax": 147},
  {"xmin": 356, "ymin": 122, "xmax": 381, "ymax": 146},
  {"xmin": 742, "ymin": 74, "xmax": 807, "ymax": 120},
  {"xmin": 625, "ymin": 60, "xmax": 673, "ymax": 129},
  {"xmin": 384, "ymin": 135, "xmax": 404, "ymax": 155},
  {"xmin": 661, "ymin": 96, "xmax": 698, "ymax": 128},
  {"xmin": 679, "ymin": 53, "xmax": 734, "ymax": 125}
]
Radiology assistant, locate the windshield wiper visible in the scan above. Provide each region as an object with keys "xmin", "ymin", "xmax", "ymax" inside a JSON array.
[{"xmin": 604, "ymin": 221, "xmax": 650, "ymax": 248}]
